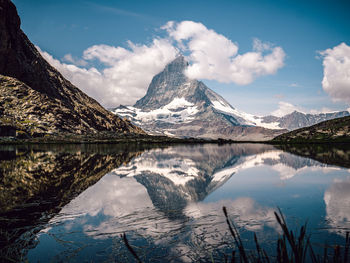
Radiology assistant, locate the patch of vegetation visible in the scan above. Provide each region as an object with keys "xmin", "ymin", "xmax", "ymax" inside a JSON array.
[
  {"xmin": 272, "ymin": 116, "xmax": 350, "ymax": 144},
  {"xmin": 19, "ymin": 119, "xmax": 34, "ymax": 124},
  {"xmin": 0, "ymin": 117, "xmax": 14, "ymax": 125}
]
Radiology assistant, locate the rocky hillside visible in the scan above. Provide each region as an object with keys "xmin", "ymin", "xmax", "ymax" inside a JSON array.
[
  {"xmin": 0, "ymin": 0, "xmax": 144, "ymax": 138},
  {"xmin": 261, "ymin": 110, "xmax": 349, "ymax": 130},
  {"xmin": 273, "ymin": 116, "xmax": 350, "ymax": 142},
  {"xmin": 112, "ymin": 56, "xmax": 285, "ymax": 141}
]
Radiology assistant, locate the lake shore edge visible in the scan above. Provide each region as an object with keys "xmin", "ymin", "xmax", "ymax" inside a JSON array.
[{"xmin": 2, "ymin": 134, "xmax": 350, "ymax": 145}]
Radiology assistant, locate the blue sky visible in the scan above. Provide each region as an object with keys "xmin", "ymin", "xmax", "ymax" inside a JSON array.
[{"xmin": 13, "ymin": 0, "xmax": 350, "ymax": 116}]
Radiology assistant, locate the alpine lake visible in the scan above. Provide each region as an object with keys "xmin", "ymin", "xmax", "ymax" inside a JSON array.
[{"xmin": 1, "ymin": 142, "xmax": 350, "ymax": 262}]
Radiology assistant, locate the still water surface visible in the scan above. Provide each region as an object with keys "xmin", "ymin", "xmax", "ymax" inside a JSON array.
[{"xmin": 0, "ymin": 143, "xmax": 350, "ymax": 262}]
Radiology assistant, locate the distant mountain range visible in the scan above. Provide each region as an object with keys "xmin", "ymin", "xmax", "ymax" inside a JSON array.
[
  {"xmin": 261, "ymin": 111, "xmax": 349, "ymax": 131},
  {"xmin": 0, "ymin": 0, "xmax": 144, "ymax": 139},
  {"xmin": 111, "ymin": 56, "xmax": 348, "ymax": 140}
]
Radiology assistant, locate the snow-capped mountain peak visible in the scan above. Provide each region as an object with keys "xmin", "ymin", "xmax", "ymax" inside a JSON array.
[
  {"xmin": 111, "ymin": 57, "xmax": 286, "ymax": 140},
  {"xmin": 111, "ymin": 56, "xmax": 348, "ymax": 140}
]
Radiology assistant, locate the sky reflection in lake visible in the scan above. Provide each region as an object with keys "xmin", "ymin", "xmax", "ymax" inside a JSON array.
[{"xmin": 1, "ymin": 143, "xmax": 349, "ymax": 262}]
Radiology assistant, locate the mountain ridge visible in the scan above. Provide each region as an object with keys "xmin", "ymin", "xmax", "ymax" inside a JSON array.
[
  {"xmin": 261, "ymin": 110, "xmax": 349, "ymax": 130},
  {"xmin": 113, "ymin": 56, "xmax": 349, "ymax": 139},
  {"xmin": 112, "ymin": 55, "xmax": 285, "ymax": 141},
  {"xmin": 0, "ymin": 0, "xmax": 144, "ymax": 138}
]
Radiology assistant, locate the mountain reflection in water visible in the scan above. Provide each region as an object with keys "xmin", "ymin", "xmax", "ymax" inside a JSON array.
[{"xmin": 1, "ymin": 143, "xmax": 350, "ymax": 262}]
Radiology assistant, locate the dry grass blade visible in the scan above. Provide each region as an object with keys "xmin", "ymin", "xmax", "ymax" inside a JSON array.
[
  {"xmin": 274, "ymin": 207, "xmax": 312, "ymax": 263},
  {"xmin": 223, "ymin": 206, "xmax": 249, "ymax": 263},
  {"xmin": 334, "ymin": 245, "xmax": 341, "ymax": 262},
  {"xmin": 275, "ymin": 209, "xmax": 298, "ymax": 258},
  {"xmin": 121, "ymin": 207, "xmax": 349, "ymax": 263},
  {"xmin": 308, "ymin": 238, "xmax": 318, "ymax": 263},
  {"xmin": 323, "ymin": 244, "xmax": 328, "ymax": 263},
  {"xmin": 254, "ymin": 233, "xmax": 262, "ymax": 263},
  {"xmin": 262, "ymin": 248, "xmax": 270, "ymax": 263},
  {"xmin": 122, "ymin": 233, "xmax": 142, "ymax": 263},
  {"xmin": 345, "ymin": 232, "xmax": 349, "ymax": 263},
  {"xmin": 231, "ymin": 250, "xmax": 236, "ymax": 263}
]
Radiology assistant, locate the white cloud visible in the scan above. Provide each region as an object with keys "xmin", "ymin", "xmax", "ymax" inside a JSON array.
[
  {"xmin": 271, "ymin": 101, "xmax": 302, "ymax": 117},
  {"xmin": 37, "ymin": 39, "xmax": 178, "ymax": 107},
  {"xmin": 164, "ymin": 21, "xmax": 285, "ymax": 84},
  {"xmin": 270, "ymin": 101, "xmax": 348, "ymax": 117},
  {"xmin": 253, "ymin": 38, "xmax": 273, "ymax": 52},
  {"xmin": 320, "ymin": 42, "xmax": 350, "ymax": 104},
  {"xmin": 62, "ymin": 53, "xmax": 88, "ymax": 67},
  {"xmin": 39, "ymin": 20, "xmax": 286, "ymax": 107},
  {"xmin": 309, "ymin": 107, "xmax": 336, "ymax": 114}
]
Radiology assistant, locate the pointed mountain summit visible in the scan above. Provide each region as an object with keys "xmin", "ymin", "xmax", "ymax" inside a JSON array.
[
  {"xmin": 135, "ymin": 55, "xmax": 190, "ymax": 110},
  {"xmin": 113, "ymin": 56, "xmax": 349, "ymax": 140},
  {"xmin": 0, "ymin": 0, "xmax": 144, "ymax": 138},
  {"xmin": 113, "ymin": 56, "xmax": 285, "ymax": 141}
]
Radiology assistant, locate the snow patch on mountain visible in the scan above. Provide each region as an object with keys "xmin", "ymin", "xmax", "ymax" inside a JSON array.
[
  {"xmin": 252, "ymin": 117, "xmax": 282, "ymax": 130},
  {"xmin": 114, "ymin": 96, "xmax": 283, "ymax": 131},
  {"xmin": 112, "ymin": 97, "xmax": 198, "ymax": 126},
  {"xmin": 110, "ymin": 56, "xmax": 349, "ymax": 139},
  {"xmin": 211, "ymin": 99, "xmax": 282, "ymax": 129}
]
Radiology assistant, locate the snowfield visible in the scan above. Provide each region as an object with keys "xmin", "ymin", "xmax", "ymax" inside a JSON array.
[
  {"xmin": 211, "ymin": 99, "xmax": 283, "ymax": 129},
  {"xmin": 113, "ymin": 97, "xmax": 199, "ymax": 125}
]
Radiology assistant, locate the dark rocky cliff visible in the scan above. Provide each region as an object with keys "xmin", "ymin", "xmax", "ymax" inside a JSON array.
[{"xmin": 0, "ymin": 0, "xmax": 144, "ymax": 137}]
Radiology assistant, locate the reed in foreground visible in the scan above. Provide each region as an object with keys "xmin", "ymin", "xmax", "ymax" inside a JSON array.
[{"xmin": 123, "ymin": 207, "xmax": 350, "ymax": 262}]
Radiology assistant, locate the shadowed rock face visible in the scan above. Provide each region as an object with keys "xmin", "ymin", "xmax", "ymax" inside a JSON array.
[
  {"xmin": 135, "ymin": 56, "xmax": 191, "ymax": 110},
  {"xmin": 113, "ymin": 56, "xmax": 285, "ymax": 141},
  {"xmin": 0, "ymin": 0, "xmax": 144, "ymax": 136}
]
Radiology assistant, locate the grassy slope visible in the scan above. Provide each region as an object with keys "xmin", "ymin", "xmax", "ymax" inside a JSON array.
[{"xmin": 272, "ymin": 116, "xmax": 350, "ymax": 143}]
